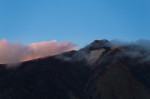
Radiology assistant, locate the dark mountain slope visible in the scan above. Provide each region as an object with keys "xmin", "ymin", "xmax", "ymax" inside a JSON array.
[
  {"xmin": 0, "ymin": 52, "xmax": 91, "ymax": 99},
  {"xmin": 86, "ymin": 47, "xmax": 150, "ymax": 99},
  {"xmin": 0, "ymin": 40, "xmax": 150, "ymax": 99}
]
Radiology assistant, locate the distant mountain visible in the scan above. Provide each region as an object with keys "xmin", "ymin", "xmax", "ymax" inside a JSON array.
[{"xmin": 0, "ymin": 40, "xmax": 150, "ymax": 99}]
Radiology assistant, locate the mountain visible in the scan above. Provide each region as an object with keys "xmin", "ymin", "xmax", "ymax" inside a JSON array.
[{"xmin": 0, "ymin": 40, "xmax": 150, "ymax": 99}]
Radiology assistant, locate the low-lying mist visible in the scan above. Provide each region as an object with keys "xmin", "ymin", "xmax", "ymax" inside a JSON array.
[{"xmin": 109, "ymin": 39, "xmax": 150, "ymax": 62}]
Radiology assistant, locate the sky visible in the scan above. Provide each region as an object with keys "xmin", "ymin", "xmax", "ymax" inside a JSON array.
[{"xmin": 0, "ymin": 0, "xmax": 150, "ymax": 48}]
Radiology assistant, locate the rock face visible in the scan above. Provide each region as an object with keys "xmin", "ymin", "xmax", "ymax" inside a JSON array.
[{"xmin": 0, "ymin": 40, "xmax": 150, "ymax": 99}]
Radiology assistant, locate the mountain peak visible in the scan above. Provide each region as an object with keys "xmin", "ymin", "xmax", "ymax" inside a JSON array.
[{"xmin": 89, "ymin": 39, "xmax": 109, "ymax": 50}]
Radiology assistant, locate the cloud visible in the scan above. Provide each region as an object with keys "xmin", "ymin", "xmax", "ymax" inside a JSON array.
[
  {"xmin": 109, "ymin": 39, "xmax": 150, "ymax": 62},
  {"xmin": 0, "ymin": 39, "xmax": 77, "ymax": 64}
]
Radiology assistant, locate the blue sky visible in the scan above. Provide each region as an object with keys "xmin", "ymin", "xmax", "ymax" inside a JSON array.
[{"xmin": 0, "ymin": 0, "xmax": 150, "ymax": 48}]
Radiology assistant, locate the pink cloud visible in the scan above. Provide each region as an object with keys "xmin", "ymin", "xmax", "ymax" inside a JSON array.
[{"xmin": 0, "ymin": 39, "xmax": 77, "ymax": 64}]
